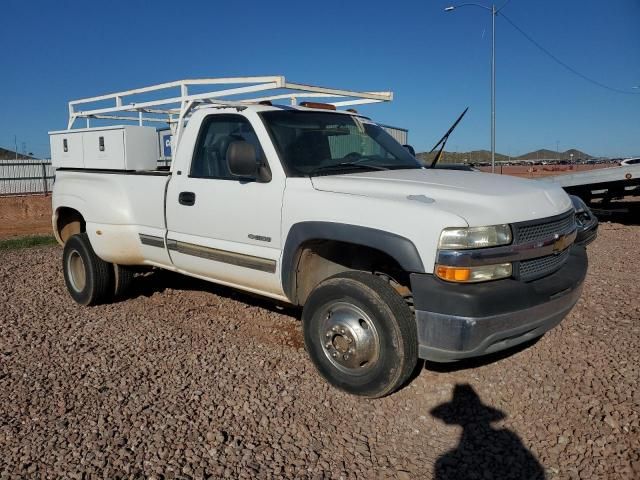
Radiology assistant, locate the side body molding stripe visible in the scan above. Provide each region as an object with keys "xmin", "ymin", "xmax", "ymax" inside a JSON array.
[
  {"xmin": 138, "ymin": 234, "xmax": 277, "ymax": 273},
  {"xmin": 139, "ymin": 233, "xmax": 165, "ymax": 248},
  {"xmin": 166, "ymin": 238, "xmax": 277, "ymax": 273},
  {"xmin": 281, "ymin": 222, "xmax": 425, "ymax": 303}
]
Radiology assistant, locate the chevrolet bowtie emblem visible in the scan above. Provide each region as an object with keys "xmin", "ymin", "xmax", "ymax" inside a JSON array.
[{"xmin": 552, "ymin": 233, "xmax": 570, "ymax": 254}]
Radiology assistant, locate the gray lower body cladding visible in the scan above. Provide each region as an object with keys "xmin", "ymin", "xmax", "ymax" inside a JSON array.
[{"xmin": 411, "ymin": 246, "xmax": 588, "ymax": 362}]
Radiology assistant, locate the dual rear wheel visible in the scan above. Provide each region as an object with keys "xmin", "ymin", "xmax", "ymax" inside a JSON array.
[{"xmin": 62, "ymin": 233, "xmax": 134, "ymax": 306}]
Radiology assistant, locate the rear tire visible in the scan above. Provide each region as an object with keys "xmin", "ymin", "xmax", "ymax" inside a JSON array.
[
  {"xmin": 62, "ymin": 233, "xmax": 113, "ymax": 306},
  {"xmin": 113, "ymin": 264, "xmax": 135, "ymax": 299},
  {"xmin": 302, "ymin": 271, "xmax": 418, "ymax": 398}
]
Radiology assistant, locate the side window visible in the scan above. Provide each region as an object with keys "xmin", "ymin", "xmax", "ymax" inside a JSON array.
[{"xmin": 190, "ymin": 115, "xmax": 264, "ymax": 179}]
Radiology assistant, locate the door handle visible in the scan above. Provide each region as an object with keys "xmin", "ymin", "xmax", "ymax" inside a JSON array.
[{"xmin": 178, "ymin": 191, "xmax": 196, "ymax": 206}]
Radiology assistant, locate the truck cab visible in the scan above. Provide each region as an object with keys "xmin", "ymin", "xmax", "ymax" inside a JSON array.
[{"xmin": 50, "ymin": 77, "xmax": 593, "ymax": 397}]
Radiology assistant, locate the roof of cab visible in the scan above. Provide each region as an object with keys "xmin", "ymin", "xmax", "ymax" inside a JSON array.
[{"xmin": 199, "ymin": 103, "xmax": 363, "ymax": 116}]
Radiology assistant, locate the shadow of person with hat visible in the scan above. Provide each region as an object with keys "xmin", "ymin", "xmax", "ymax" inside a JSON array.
[{"xmin": 431, "ymin": 384, "xmax": 545, "ymax": 480}]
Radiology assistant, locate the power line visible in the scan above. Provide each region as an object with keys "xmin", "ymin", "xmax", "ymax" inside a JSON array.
[{"xmin": 499, "ymin": 11, "xmax": 640, "ymax": 96}]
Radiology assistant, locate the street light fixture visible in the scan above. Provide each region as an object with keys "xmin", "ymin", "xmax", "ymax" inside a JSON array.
[{"xmin": 445, "ymin": 2, "xmax": 509, "ymax": 173}]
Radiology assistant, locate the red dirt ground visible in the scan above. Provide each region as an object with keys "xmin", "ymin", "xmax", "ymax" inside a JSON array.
[{"xmin": 0, "ymin": 195, "xmax": 53, "ymax": 239}]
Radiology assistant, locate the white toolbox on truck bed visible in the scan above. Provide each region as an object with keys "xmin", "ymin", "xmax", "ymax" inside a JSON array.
[{"xmin": 49, "ymin": 125, "xmax": 158, "ymax": 170}]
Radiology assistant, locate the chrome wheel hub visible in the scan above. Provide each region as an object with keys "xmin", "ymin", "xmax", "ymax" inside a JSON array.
[
  {"xmin": 319, "ymin": 302, "xmax": 380, "ymax": 375},
  {"xmin": 67, "ymin": 250, "xmax": 86, "ymax": 292}
]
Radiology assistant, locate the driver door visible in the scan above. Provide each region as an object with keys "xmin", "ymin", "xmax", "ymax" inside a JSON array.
[{"xmin": 165, "ymin": 113, "xmax": 285, "ymax": 296}]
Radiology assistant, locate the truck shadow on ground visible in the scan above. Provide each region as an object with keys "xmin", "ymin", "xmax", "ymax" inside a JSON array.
[
  {"xmin": 431, "ymin": 384, "xmax": 546, "ymax": 480},
  {"xmin": 125, "ymin": 268, "xmax": 301, "ymax": 318}
]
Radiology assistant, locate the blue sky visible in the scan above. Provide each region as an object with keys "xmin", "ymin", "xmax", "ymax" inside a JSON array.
[{"xmin": 1, "ymin": 0, "xmax": 638, "ymax": 158}]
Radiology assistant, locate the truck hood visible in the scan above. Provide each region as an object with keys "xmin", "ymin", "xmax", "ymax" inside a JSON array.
[{"xmin": 310, "ymin": 168, "xmax": 572, "ymax": 226}]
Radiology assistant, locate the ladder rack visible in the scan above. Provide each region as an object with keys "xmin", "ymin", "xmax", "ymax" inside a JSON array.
[{"xmin": 67, "ymin": 76, "xmax": 394, "ymax": 145}]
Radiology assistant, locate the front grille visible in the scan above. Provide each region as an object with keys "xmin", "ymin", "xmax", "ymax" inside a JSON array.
[
  {"xmin": 519, "ymin": 248, "xmax": 570, "ymax": 282},
  {"xmin": 513, "ymin": 211, "xmax": 575, "ymax": 244},
  {"xmin": 511, "ymin": 210, "xmax": 575, "ymax": 281}
]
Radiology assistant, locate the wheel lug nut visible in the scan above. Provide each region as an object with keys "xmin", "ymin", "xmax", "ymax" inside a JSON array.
[
  {"xmin": 332, "ymin": 352, "xmax": 337, "ymax": 358},
  {"xmin": 343, "ymin": 354, "xmax": 349, "ymax": 360},
  {"xmin": 347, "ymin": 337, "xmax": 352, "ymax": 343},
  {"xmin": 325, "ymin": 342, "xmax": 331, "ymax": 348},
  {"xmin": 340, "ymin": 328, "xmax": 345, "ymax": 334},
  {"xmin": 348, "ymin": 348, "xmax": 354, "ymax": 354}
]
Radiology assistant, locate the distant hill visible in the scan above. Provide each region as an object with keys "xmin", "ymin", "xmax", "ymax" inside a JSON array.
[
  {"xmin": 515, "ymin": 149, "xmax": 558, "ymax": 160},
  {"xmin": 417, "ymin": 148, "xmax": 594, "ymax": 164},
  {"xmin": 0, "ymin": 147, "xmax": 35, "ymax": 160},
  {"xmin": 564, "ymin": 149, "xmax": 592, "ymax": 160},
  {"xmin": 516, "ymin": 149, "xmax": 592, "ymax": 161}
]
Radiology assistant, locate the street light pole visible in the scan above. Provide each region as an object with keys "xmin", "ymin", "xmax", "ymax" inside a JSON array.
[
  {"xmin": 491, "ymin": 3, "xmax": 496, "ymax": 173},
  {"xmin": 445, "ymin": 2, "xmax": 504, "ymax": 173}
]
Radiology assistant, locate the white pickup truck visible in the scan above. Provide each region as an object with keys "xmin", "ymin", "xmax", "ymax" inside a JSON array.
[{"xmin": 49, "ymin": 77, "xmax": 594, "ymax": 397}]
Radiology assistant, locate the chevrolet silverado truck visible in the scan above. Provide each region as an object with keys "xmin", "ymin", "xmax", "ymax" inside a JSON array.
[{"xmin": 49, "ymin": 77, "xmax": 595, "ymax": 397}]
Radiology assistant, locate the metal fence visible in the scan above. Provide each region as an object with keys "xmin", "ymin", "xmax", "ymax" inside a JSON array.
[{"xmin": 0, "ymin": 160, "xmax": 55, "ymax": 196}]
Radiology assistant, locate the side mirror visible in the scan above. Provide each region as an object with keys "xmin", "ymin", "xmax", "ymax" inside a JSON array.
[
  {"xmin": 227, "ymin": 141, "xmax": 259, "ymax": 178},
  {"xmin": 403, "ymin": 144, "xmax": 416, "ymax": 157}
]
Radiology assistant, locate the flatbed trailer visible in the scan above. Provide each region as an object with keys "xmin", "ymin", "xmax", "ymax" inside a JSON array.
[{"xmin": 538, "ymin": 164, "xmax": 640, "ymax": 207}]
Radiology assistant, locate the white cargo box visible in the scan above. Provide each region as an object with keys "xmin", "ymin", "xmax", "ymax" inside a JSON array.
[{"xmin": 49, "ymin": 125, "xmax": 158, "ymax": 170}]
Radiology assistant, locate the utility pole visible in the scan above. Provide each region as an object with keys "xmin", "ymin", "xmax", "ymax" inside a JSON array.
[
  {"xmin": 445, "ymin": 2, "xmax": 502, "ymax": 173},
  {"xmin": 14, "ymin": 135, "xmax": 18, "ymax": 160},
  {"xmin": 491, "ymin": 3, "xmax": 496, "ymax": 173}
]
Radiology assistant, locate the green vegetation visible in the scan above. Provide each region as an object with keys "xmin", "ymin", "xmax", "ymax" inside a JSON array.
[{"xmin": 0, "ymin": 235, "xmax": 57, "ymax": 251}]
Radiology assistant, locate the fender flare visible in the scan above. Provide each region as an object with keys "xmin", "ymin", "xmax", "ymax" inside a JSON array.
[{"xmin": 281, "ymin": 221, "xmax": 425, "ymax": 302}]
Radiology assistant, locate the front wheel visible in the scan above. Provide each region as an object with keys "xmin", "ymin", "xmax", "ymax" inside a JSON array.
[
  {"xmin": 302, "ymin": 271, "xmax": 418, "ymax": 398},
  {"xmin": 62, "ymin": 233, "xmax": 113, "ymax": 306}
]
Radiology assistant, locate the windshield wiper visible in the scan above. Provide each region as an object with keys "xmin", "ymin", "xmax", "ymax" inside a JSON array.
[
  {"xmin": 308, "ymin": 162, "xmax": 389, "ymax": 177},
  {"xmin": 428, "ymin": 107, "xmax": 469, "ymax": 168}
]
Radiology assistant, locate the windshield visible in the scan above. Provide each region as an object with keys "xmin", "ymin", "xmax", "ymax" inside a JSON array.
[{"xmin": 260, "ymin": 110, "xmax": 422, "ymax": 176}]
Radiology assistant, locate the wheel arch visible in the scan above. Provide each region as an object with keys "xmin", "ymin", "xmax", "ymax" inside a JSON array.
[
  {"xmin": 281, "ymin": 222, "xmax": 425, "ymax": 304},
  {"xmin": 54, "ymin": 206, "xmax": 86, "ymax": 245}
]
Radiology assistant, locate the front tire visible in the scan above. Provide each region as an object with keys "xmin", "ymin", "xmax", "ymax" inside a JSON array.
[
  {"xmin": 302, "ymin": 271, "xmax": 418, "ymax": 398},
  {"xmin": 62, "ymin": 233, "xmax": 113, "ymax": 306}
]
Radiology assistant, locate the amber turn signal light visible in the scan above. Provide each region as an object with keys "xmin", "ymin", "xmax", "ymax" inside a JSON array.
[
  {"xmin": 436, "ymin": 266, "xmax": 471, "ymax": 282},
  {"xmin": 435, "ymin": 263, "xmax": 512, "ymax": 283}
]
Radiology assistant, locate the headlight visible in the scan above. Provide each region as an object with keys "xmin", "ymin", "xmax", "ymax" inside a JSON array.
[
  {"xmin": 435, "ymin": 263, "xmax": 513, "ymax": 283},
  {"xmin": 438, "ymin": 224, "xmax": 512, "ymax": 250}
]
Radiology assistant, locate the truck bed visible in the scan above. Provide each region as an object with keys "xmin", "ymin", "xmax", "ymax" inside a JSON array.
[{"xmin": 53, "ymin": 169, "xmax": 171, "ymax": 266}]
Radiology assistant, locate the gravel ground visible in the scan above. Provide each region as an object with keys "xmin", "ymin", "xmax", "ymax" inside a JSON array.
[{"xmin": 0, "ymin": 222, "xmax": 638, "ymax": 479}]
